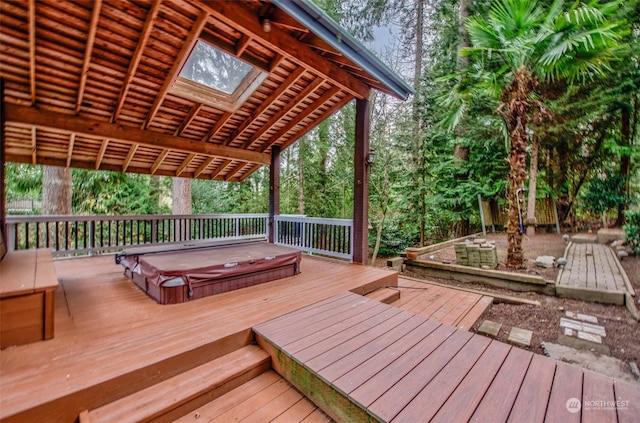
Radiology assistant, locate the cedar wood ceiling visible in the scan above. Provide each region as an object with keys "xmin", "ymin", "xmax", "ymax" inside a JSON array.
[{"xmin": 0, "ymin": 0, "xmax": 404, "ymax": 182}]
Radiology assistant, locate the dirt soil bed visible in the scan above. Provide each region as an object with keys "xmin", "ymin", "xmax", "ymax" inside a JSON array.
[{"xmin": 399, "ymin": 232, "xmax": 640, "ymax": 371}]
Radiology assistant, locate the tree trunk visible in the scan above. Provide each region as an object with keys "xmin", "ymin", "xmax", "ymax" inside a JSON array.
[
  {"xmin": 413, "ymin": 0, "xmax": 425, "ymax": 246},
  {"xmin": 371, "ymin": 211, "xmax": 386, "ymax": 265},
  {"xmin": 172, "ymin": 177, "xmax": 191, "ymax": 214},
  {"xmin": 501, "ymin": 68, "xmax": 533, "ymax": 268},
  {"xmin": 42, "ymin": 165, "xmax": 72, "ymax": 215},
  {"xmin": 451, "ymin": 0, "xmax": 471, "ymax": 238},
  {"xmin": 525, "ymin": 133, "xmax": 539, "ymax": 236}
]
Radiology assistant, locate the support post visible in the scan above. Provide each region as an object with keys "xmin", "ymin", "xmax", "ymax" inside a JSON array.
[
  {"xmin": 1, "ymin": 78, "xmax": 6, "ymax": 250},
  {"xmin": 353, "ymin": 98, "xmax": 370, "ymax": 264},
  {"xmin": 269, "ymin": 145, "xmax": 281, "ymax": 243}
]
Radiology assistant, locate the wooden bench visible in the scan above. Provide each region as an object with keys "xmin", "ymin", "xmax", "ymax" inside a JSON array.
[{"xmin": 0, "ymin": 242, "xmax": 58, "ymax": 349}]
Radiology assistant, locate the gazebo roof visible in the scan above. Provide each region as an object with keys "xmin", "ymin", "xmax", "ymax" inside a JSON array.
[{"xmin": 0, "ymin": 0, "xmax": 412, "ymax": 182}]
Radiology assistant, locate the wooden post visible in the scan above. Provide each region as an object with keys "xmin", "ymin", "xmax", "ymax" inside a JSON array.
[
  {"xmin": 269, "ymin": 145, "xmax": 281, "ymax": 243},
  {"xmin": 1, "ymin": 78, "xmax": 6, "ymax": 248},
  {"xmin": 353, "ymin": 98, "xmax": 370, "ymax": 264}
]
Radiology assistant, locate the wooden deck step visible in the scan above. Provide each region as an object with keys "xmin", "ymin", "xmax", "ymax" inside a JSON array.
[
  {"xmin": 174, "ymin": 370, "xmax": 334, "ymax": 423},
  {"xmin": 364, "ymin": 287, "xmax": 400, "ymax": 304},
  {"xmin": 80, "ymin": 345, "xmax": 270, "ymax": 423}
]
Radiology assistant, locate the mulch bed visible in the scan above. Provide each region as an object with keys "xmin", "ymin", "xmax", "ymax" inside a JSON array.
[{"xmin": 398, "ymin": 232, "xmax": 640, "ymax": 367}]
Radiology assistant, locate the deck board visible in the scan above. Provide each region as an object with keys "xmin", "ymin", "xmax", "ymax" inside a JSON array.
[
  {"xmin": 254, "ymin": 292, "xmax": 638, "ymax": 423},
  {"xmin": 0, "ymin": 255, "xmax": 395, "ymax": 422}
]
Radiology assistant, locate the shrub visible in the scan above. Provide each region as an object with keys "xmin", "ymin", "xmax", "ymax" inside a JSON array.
[{"xmin": 623, "ymin": 210, "xmax": 640, "ymax": 255}]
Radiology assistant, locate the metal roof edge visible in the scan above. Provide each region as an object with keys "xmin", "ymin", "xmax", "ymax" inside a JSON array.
[{"xmin": 272, "ymin": 0, "xmax": 415, "ymax": 101}]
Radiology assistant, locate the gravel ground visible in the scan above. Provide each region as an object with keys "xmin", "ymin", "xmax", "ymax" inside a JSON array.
[{"xmin": 395, "ymin": 232, "xmax": 640, "ymax": 369}]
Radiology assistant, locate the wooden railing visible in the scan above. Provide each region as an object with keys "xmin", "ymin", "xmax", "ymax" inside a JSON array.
[
  {"xmin": 274, "ymin": 215, "xmax": 353, "ymax": 262},
  {"xmin": 5, "ymin": 214, "xmax": 354, "ymax": 261}
]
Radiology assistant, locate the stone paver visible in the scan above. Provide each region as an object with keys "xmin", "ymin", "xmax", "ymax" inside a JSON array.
[
  {"xmin": 477, "ymin": 320, "xmax": 502, "ymax": 338},
  {"xmin": 560, "ymin": 317, "xmax": 606, "ymax": 337},
  {"xmin": 577, "ymin": 331, "xmax": 602, "ymax": 344},
  {"xmin": 508, "ymin": 327, "xmax": 532, "ymax": 347}
]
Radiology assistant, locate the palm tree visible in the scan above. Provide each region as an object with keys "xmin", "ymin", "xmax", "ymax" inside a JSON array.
[{"xmin": 452, "ymin": 0, "xmax": 627, "ymax": 267}]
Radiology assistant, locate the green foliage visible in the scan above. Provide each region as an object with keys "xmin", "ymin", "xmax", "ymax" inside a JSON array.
[
  {"xmin": 4, "ymin": 163, "xmax": 42, "ymax": 201},
  {"xmin": 580, "ymin": 173, "xmax": 628, "ymax": 217},
  {"xmin": 72, "ymin": 170, "xmax": 170, "ymax": 215},
  {"xmin": 623, "ymin": 210, "xmax": 640, "ymax": 255}
]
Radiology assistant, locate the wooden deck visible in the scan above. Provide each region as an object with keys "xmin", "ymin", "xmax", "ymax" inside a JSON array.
[
  {"xmin": 556, "ymin": 243, "xmax": 628, "ymax": 304},
  {"xmin": 0, "ymin": 254, "xmax": 396, "ymax": 422},
  {"xmin": 254, "ymin": 292, "xmax": 640, "ymax": 423}
]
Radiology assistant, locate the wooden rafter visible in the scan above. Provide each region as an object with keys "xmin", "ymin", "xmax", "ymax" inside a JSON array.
[
  {"xmin": 31, "ymin": 126, "xmax": 36, "ymax": 164},
  {"xmin": 198, "ymin": 1, "xmax": 370, "ymax": 99},
  {"xmin": 222, "ymin": 161, "xmax": 244, "ymax": 181},
  {"xmin": 194, "ymin": 156, "xmax": 215, "ymax": 178},
  {"xmin": 176, "ymin": 153, "xmax": 196, "ymax": 176},
  {"xmin": 144, "ymin": 11, "xmax": 209, "ymax": 129},
  {"xmin": 5, "ymin": 105, "xmax": 271, "ymax": 165},
  {"xmin": 66, "ymin": 133, "xmax": 75, "ymax": 167},
  {"xmin": 202, "ymin": 111, "xmax": 233, "ymax": 142},
  {"xmin": 235, "ymin": 33, "xmax": 251, "ymax": 56},
  {"xmin": 210, "ymin": 159, "xmax": 232, "ymax": 179},
  {"xmin": 266, "ymin": 87, "xmax": 346, "ymax": 153},
  {"xmin": 28, "ymin": 0, "xmax": 36, "ymax": 105},
  {"xmin": 199, "ymin": 31, "xmax": 271, "ymax": 73},
  {"xmin": 278, "ymin": 91, "xmax": 353, "ymax": 151},
  {"xmin": 269, "ymin": 54, "xmax": 285, "ymax": 72},
  {"xmin": 113, "ymin": 0, "xmax": 162, "ymax": 122},
  {"xmin": 239, "ymin": 78, "xmax": 324, "ymax": 149},
  {"xmin": 224, "ymin": 67, "xmax": 306, "ymax": 146},
  {"xmin": 238, "ymin": 163, "xmax": 262, "ymax": 181},
  {"xmin": 76, "ymin": 0, "xmax": 102, "ymax": 114},
  {"xmin": 95, "ymin": 139, "xmax": 109, "ymax": 169},
  {"xmin": 174, "ymin": 103, "xmax": 203, "ymax": 136},
  {"xmin": 122, "ymin": 144, "xmax": 138, "ymax": 172},
  {"xmin": 151, "ymin": 149, "xmax": 169, "ymax": 174}
]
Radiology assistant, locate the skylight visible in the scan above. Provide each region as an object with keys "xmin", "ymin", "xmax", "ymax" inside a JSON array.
[{"xmin": 180, "ymin": 40, "xmax": 253, "ymax": 95}]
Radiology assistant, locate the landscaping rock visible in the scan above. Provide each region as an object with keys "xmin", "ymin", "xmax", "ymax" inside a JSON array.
[
  {"xmin": 618, "ymin": 250, "xmax": 628, "ymax": 260},
  {"xmin": 557, "ymin": 257, "xmax": 568, "ymax": 267},
  {"xmin": 508, "ymin": 327, "xmax": 532, "ymax": 347},
  {"xmin": 630, "ymin": 362, "xmax": 640, "ymax": 380},
  {"xmin": 535, "ymin": 255, "xmax": 555, "ymax": 268},
  {"xmin": 597, "ymin": 228, "xmax": 625, "ymax": 244},
  {"xmin": 478, "ymin": 320, "xmax": 502, "ymax": 338}
]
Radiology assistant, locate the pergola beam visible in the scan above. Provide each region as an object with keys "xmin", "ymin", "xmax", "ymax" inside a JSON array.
[
  {"xmin": 66, "ymin": 133, "xmax": 75, "ymax": 167},
  {"xmin": 144, "ymin": 10, "xmax": 209, "ymax": 129},
  {"xmin": 76, "ymin": 0, "xmax": 102, "ymax": 114},
  {"xmin": 176, "ymin": 153, "xmax": 196, "ymax": 176},
  {"xmin": 194, "ymin": 156, "xmax": 215, "ymax": 178},
  {"xmin": 175, "ymin": 103, "xmax": 203, "ymax": 137},
  {"xmin": 210, "ymin": 159, "xmax": 232, "ymax": 179},
  {"xmin": 151, "ymin": 149, "xmax": 169, "ymax": 174},
  {"xmin": 113, "ymin": 0, "xmax": 162, "ymax": 122},
  {"xmin": 122, "ymin": 144, "xmax": 138, "ymax": 172},
  {"xmin": 5, "ymin": 105, "xmax": 270, "ymax": 165},
  {"xmin": 95, "ymin": 139, "xmax": 109, "ymax": 169}
]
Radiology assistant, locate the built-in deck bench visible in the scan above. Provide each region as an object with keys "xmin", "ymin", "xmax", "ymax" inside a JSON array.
[{"xmin": 0, "ymin": 232, "xmax": 58, "ymax": 348}]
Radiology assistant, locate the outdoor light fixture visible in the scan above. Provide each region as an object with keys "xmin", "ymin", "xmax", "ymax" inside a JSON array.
[
  {"xmin": 366, "ymin": 150, "xmax": 376, "ymax": 166},
  {"xmin": 262, "ymin": 18, "xmax": 271, "ymax": 33}
]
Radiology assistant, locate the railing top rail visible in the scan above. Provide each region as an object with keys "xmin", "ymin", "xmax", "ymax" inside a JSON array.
[
  {"xmin": 274, "ymin": 215, "xmax": 353, "ymax": 225},
  {"xmin": 6, "ymin": 213, "xmax": 270, "ymax": 223}
]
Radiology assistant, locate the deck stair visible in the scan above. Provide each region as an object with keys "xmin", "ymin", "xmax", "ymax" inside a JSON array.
[
  {"xmin": 79, "ymin": 345, "xmax": 270, "ymax": 423},
  {"xmin": 363, "ymin": 287, "xmax": 400, "ymax": 304}
]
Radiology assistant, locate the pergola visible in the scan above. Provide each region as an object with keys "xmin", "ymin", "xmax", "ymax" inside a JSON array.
[{"xmin": 0, "ymin": 0, "xmax": 413, "ymax": 264}]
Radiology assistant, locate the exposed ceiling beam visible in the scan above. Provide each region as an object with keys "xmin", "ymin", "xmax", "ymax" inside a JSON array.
[
  {"xmin": 143, "ymin": 11, "xmax": 209, "ymax": 129},
  {"xmin": 194, "ymin": 156, "xmax": 215, "ymax": 178},
  {"xmin": 28, "ymin": 0, "xmax": 36, "ymax": 105},
  {"xmin": 202, "ymin": 111, "xmax": 233, "ymax": 142},
  {"xmin": 76, "ymin": 0, "xmax": 102, "ymax": 114},
  {"xmin": 95, "ymin": 139, "xmax": 109, "ymax": 169},
  {"xmin": 262, "ymin": 87, "xmax": 343, "ymax": 152},
  {"xmin": 113, "ymin": 0, "xmax": 162, "ymax": 122},
  {"xmin": 224, "ymin": 67, "xmax": 306, "ymax": 146},
  {"xmin": 210, "ymin": 159, "xmax": 232, "ymax": 179},
  {"xmin": 5, "ymin": 105, "xmax": 270, "ymax": 165},
  {"xmin": 222, "ymin": 161, "xmax": 244, "ymax": 181},
  {"xmin": 66, "ymin": 133, "xmax": 75, "ymax": 167},
  {"xmin": 176, "ymin": 153, "xmax": 196, "ymax": 176},
  {"xmin": 151, "ymin": 148, "xmax": 169, "ymax": 174},
  {"xmin": 235, "ymin": 33, "xmax": 251, "ymax": 56},
  {"xmin": 238, "ymin": 163, "xmax": 262, "ymax": 181},
  {"xmin": 240, "ymin": 78, "xmax": 323, "ymax": 149},
  {"xmin": 198, "ymin": 0, "xmax": 370, "ymax": 99},
  {"xmin": 279, "ymin": 92, "xmax": 353, "ymax": 152},
  {"xmin": 199, "ymin": 31, "xmax": 271, "ymax": 73},
  {"xmin": 122, "ymin": 144, "xmax": 138, "ymax": 172},
  {"xmin": 175, "ymin": 103, "xmax": 203, "ymax": 136}
]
